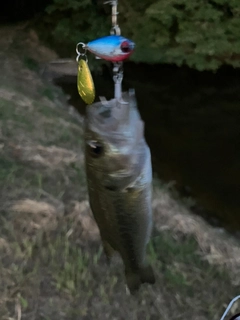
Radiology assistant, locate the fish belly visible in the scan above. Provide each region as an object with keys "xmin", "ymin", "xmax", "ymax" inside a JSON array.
[{"xmin": 86, "ymin": 173, "xmax": 155, "ymax": 292}]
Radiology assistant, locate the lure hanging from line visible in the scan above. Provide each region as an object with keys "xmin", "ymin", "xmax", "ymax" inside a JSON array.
[
  {"xmin": 76, "ymin": 34, "xmax": 134, "ymax": 104},
  {"xmin": 76, "ymin": 58, "xmax": 95, "ymax": 105},
  {"xmin": 85, "ymin": 35, "xmax": 135, "ymax": 62},
  {"xmin": 76, "ymin": 0, "xmax": 134, "ymax": 103}
]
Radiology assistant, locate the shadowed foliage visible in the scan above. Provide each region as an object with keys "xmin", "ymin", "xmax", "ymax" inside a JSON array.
[{"xmin": 42, "ymin": 0, "xmax": 240, "ymax": 70}]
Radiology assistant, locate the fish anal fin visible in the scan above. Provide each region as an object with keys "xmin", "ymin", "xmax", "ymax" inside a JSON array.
[{"xmin": 102, "ymin": 240, "xmax": 115, "ymax": 264}]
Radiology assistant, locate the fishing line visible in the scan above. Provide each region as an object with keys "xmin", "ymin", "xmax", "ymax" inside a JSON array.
[
  {"xmin": 105, "ymin": 0, "xmax": 123, "ymax": 100},
  {"xmin": 220, "ymin": 295, "xmax": 240, "ymax": 320}
]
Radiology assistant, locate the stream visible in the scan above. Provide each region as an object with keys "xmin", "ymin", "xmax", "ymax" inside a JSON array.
[{"xmin": 54, "ymin": 62, "xmax": 240, "ymax": 233}]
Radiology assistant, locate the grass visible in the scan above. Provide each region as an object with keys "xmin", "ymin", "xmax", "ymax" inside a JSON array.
[
  {"xmin": 149, "ymin": 232, "xmax": 231, "ymax": 297},
  {"xmin": 0, "ymin": 98, "xmax": 34, "ymax": 134},
  {"xmin": 2, "ymin": 218, "xmax": 238, "ymax": 319},
  {"xmin": 39, "ymin": 87, "xmax": 55, "ymax": 101},
  {"xmin": 23, "ymin": 56, "xmax": 39, "ymax": 72},
  {"xmin": 1, "ymin": 24, "xmax": 240, "ymax": 320}
]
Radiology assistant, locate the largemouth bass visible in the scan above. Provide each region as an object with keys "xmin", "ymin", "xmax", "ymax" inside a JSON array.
[{"xmin": 84, "ymin": 90, "xmax": 155, "ymax": 293}]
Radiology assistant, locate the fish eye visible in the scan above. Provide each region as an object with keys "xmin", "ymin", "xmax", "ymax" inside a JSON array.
[
  {"xmin": 87, "ymin": 141, "xmax": 104, "ymax": 158},
  {"xmin": 121, "ymin": 41, "xmax": 131, "ymax": 53}
]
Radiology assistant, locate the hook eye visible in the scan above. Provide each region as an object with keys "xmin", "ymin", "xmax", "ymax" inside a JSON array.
[
  {"xmin": 76, "ymin": 42, "xmax": 87, "ymax": 55},
  {"xmin": 110, "ymin": 25, "xmax": 121, "ymax": 36},
  {"xmin": 76, "ymin": 54, "xmax": 88, "ymax": 63},
  {"xmin": 76, "ymin": 42, "xmax": 88, "ymax": 62}
]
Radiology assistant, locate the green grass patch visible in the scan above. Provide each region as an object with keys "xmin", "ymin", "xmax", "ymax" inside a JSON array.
[
  {"xmin": 23, "ymin": 56, "xmax": 39, "ymax": 72},
  {"xmin": 37, "ymin": 231, "xmax": 103, "ymax": 296},
  {"xmin": 2, "ymin": 219, "xmax": 239, "ymax": 320},
  {"xmin": 147, "ymin": 231, "xmax": 235, "ymax": 315},
  {"xmin": 0, "ymin": 98, "xmax": 31, "ymax": 124},
  {"xmin": 39, "ymin": 87, "xmax": 55, "ymax": 101},
  {"xmin": 0, "ymin": 156, "xmax": 25, "ymax": 185},
  {"xmin": 35, "ymin": 102, "xmax": 59, "ymax": 117},
  {"xmin": 0, "ymin": 98, "xmax": 34, "ymax": 136}
]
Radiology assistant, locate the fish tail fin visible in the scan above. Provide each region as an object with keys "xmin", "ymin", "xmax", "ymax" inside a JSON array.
[
  {"xmin": 139, "ymin": 264, "xmax": 155, "ymax": 285},
  {"xmin": 125, "ymin": 265, "xmax": 155, "ymax": 294},
  {"xmin": 125, "ymin": 272, "xmax": 141, "ymax": 294}
]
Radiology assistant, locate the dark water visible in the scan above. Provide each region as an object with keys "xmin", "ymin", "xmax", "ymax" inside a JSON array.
[{"xmin": 55, "ymin": 62, "xmax": 240, "ymax": 233}]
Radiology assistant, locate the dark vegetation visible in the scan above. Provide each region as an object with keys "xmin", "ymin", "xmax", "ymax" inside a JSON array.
[{"xmin": 40, "ymin": 0, "xmax": 240, "ymax": 70}]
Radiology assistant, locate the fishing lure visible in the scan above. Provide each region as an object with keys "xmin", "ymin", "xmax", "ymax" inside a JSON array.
[
  {"xmin": 86, "ymin": 35, "xmax": 135, "ymax": 62},
  {"xmin": 76, "ymin": 56, "xmax": 95, "ymax": 105},
  {"xmin": 75, "ymin": 1, "xmax": 134, "ymax": 102}
]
